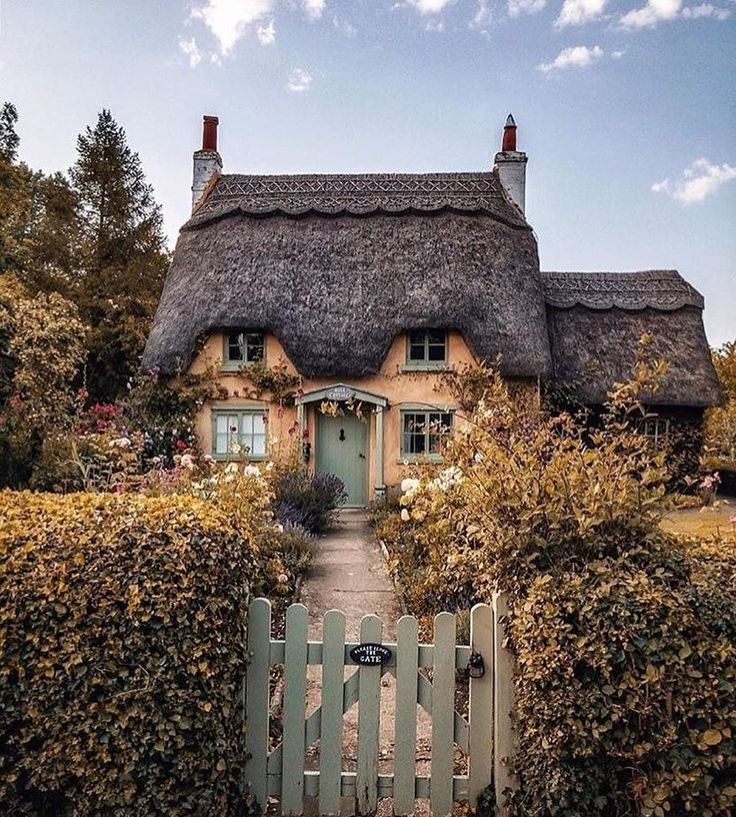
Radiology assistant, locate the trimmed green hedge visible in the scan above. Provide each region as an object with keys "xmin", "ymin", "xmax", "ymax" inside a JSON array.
[{"xmin": 0, "ymin": 491, "xmax": 257, "ymax": 816}]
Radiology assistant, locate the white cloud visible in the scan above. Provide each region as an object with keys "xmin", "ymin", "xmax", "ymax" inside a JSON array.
[
  {"xmin": 256, "ymin": 19, "xmax": 276, "ymax": 44},
  {"xmin": 538, "ymin": 45, "xmax": 604, "ymax": 72},
  {"xmin": 508, "ymin": 0, "xmax": 547, "ymax": 17},
  {"xmin": 555, "ymin": 0, "xmax": 608, "ymax": 27},
  {"xmin": 333, "ymin": 15, "xmax": 357, "ymax": 37},
  {"xmin": 652, "ymin": 158, "xmax": 736, "ymax": 203},
  {"xmin": 611, "ymin": 48, "xmax": 626, "ymax": 58},
  {"xmin": 620, "ymin": 0, "xmax": 681, "ymax": 28},
  {"xmin": 302, "ymin": 0, "xmax": 326, "ymax": 20},
  {"xmin": 191, "ymin": 0, "xmax": 274, "ymax": 56},
  {"xmin": 681, "ymin": 3, "xmax": 731, "ymax": 17},
  {"xmin": 425, "ymin": 17, "xmax": 446, "ymax": 29},
  {"xmin": 286, "ymin": 67, "xmax": 313, "ymax": 92},
  {"xmin": 407, "ymin": 0, "xmax": 455, "ymax": 13},
  {"xmin": 470, "ymin": 0, "xmax": 493, "ymax": 31},
  {"xmin": 179, "ymin": 36, "xmax": 203, "ymax": 68}
]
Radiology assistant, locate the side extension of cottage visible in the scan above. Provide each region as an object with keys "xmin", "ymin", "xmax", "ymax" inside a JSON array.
[{"xmin": 142, "ymin": 115, "xmax": 721, "ymax": 505}]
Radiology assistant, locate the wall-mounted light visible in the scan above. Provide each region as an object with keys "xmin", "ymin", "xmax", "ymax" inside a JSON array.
[
  {"xmin": 468, "ymin": 650, "xmax": 485, "ymax": 679},
  {"xmin": 302, "ymin": 441, "xmax": 311, "ymax": 463}
]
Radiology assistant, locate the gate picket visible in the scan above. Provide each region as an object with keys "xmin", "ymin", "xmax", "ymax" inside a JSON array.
[
  {"xmin": 393, "ymin": 615, "xmax": 419, "ymax": 815},
  {"xmin": 430, "ymin": 612, "xmax": 456, "ymax": 817},
  {"xmin": 282, "ymin": 603, "xmax": 309, "ymax": 816},
  {"xmin": 468, "ymin": 603, "xmax": 493, "ymax": 804},
  {"xmin": 356, "ymin": 614, "xmax": 382, "ymax": 815},
  {"xmin": 245, "ymin": 598, "xmax": 271, "ymax": 811},
  {"xmin": 244, "ymin": 597, "xmax": 511, "ymax": 817},
  {"xmin": 320, "ymin": 610, "xmax": 347, "ymax": 816}
]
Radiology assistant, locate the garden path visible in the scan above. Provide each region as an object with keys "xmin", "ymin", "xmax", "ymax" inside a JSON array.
[{"xmin": 297, "ymin": 510, "xmax": 432, "ymax": 816}]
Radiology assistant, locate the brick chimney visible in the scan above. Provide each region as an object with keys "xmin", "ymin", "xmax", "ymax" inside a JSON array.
[
  {"xmin": 192, "ymin": 115, "xmax": 222, "ymax": 211},
  {"xmin": 493, "ymin": 114, "xmax": 528, "ymax": 214}
]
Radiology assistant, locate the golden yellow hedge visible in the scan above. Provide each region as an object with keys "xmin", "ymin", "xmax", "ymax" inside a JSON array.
[{"xmin": 0, "ymin": 490, "xmax": 259, "ymax": 816}]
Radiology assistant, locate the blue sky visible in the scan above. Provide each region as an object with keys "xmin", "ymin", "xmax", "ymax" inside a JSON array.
[{"xmin": 1, "ymin": 0, "xmax": 734, "ymax": 344}]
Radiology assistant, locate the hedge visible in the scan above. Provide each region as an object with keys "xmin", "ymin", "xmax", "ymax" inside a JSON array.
[
  {"xmin": 507, "ymin": 535, "xmax": 736, "ymax": 817},
  {"xmin": 0, "ymin": 490, "xmax": 258, "ymax": 816}
]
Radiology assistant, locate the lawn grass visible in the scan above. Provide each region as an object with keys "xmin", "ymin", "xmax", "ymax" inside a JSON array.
[{"xmin": 660, "ymin": 495, "xmax": 736, "ymax": 540}]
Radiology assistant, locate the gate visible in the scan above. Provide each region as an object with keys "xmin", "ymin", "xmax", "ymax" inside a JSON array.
[{"xmin": 244, "ymin": 597, "xmax": 514, "ymax": 817}]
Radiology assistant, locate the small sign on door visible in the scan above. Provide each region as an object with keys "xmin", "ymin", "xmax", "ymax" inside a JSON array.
[{"xmin": 350, "ymin": 642, "xmax": 392, "ymax": 665}]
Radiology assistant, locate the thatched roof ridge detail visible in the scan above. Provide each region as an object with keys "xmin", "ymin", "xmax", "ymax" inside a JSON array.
[
  {"xmin": 185, "ymin": 171, "xmax": 529, "ymax": 229},
  {"xmin": 543, "ymin": 272, "xmax": 721, "ymax": 407},
  {"xmin": 543, "ymin": 270, "xmax": 704, "ymax": 310}
]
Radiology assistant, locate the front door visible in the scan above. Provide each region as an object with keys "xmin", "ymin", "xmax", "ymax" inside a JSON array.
[{"xmin": 316, "ymin": 412, "xmax": 368, "ymax": 507}]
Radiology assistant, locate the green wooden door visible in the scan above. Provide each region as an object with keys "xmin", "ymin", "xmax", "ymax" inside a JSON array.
[{"xmin": 316, "ymin": 413, "xmax": 368, "ymax": 507}]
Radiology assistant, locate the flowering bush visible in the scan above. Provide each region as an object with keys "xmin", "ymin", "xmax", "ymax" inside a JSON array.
[
  {"xmin": 270, "ymin": 464, "xmax": 346, "ymax": 533},
  {"xmin": 375, "ymin": 358, "xmax": 736, "ymax": 816}
]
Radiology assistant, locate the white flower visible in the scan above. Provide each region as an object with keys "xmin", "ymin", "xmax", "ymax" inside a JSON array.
[
  {"xmin": 474, "ymin": 452, "xmax": 484, "ymax": 463},
  {"xmin": 108, "ymin": 437, "xmax": 131, "ymax": 449},
  {"xmin": 401, "ymin": 477, "xmax": 421, "ymax": 495},
  {"xmin": 230, "ymin": 442, "xmax": 242, "ymax": 455},
  {"xmin": 180, "ymin": 453, "xmax": 196, "ymax": 470},
  {"xmin": 275, "ymin": 523, "xmax": 284, "ymax": 533},
  {"xmin": 400, "ymin": 508, "xmax": 411, "ymax": 522},
  {"xmin": 243, "ymin": 464, "xmax": 261, "ymax": 478},
  {"xmin": 277, "ymin": 573, "xmax": 289, "ymax": 584},
  {"xmin": 266, "ymin": 461, "xmax": 275, "ymax": 471},
  {"xmin": 225, "ymin": 462, "xmax": 239, "ymax": 475}
]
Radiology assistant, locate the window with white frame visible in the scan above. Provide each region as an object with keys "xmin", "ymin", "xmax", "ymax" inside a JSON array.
[
  {"xmin": 212, "ymin": 409, "xmax": 267, "ymax": 458},
  {"xmin": 401, "ymin": 410, "xmax": 454, "ymax": 459},
  {"xmin": 223, "ymin": 331, "xmax": 264, "ymax": 368}
]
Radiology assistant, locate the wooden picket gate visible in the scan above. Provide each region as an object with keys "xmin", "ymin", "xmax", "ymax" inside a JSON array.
[{"xmin": 244, "ymin": 597, "xmax": 514, "ymax": 817}]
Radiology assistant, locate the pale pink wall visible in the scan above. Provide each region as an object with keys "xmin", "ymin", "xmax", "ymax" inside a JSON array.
[{"xmin": 190, "ymin": 330, "xmax": 537, "ymax": 495}]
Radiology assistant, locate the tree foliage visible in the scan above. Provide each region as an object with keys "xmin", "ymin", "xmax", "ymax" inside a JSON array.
[
  {"xmin": 705, "ymin": 340, "xmax": 736, "ymax": 464},
  {"xmin": 0, "ymin": 102, "xmax": 169, "ymax": 404}
]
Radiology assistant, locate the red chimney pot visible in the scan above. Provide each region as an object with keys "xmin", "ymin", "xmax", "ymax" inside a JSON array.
[
  {"xmin": 202, "ymin": 115, "xmax": 219, "ymax": 152},
  {"xmin": 502, "ymin": 113, "xmax": 517, "ymax": 152}
]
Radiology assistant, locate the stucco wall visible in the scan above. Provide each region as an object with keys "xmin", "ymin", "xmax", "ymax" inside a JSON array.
[{"xmin": 190, "ymin": 330, "xmax": 537, "ymax": 496}]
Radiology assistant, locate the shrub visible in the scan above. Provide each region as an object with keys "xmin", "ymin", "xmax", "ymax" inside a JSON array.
[
  {"xmin": 271, "ymin": 465, "xmax": 346, "ymax": 533},
  {"xmin": 0, "ymin": 489, "xmax": 267, "ymax": 816},
  {"xmin": 376, "ymin": 355, "xmax": 736, "ymax": 816}
]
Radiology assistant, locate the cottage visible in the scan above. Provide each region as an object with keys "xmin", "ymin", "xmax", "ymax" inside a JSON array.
[{"xmin": 142, "ymin": 115, "xmax": 721, "ymax": 506}]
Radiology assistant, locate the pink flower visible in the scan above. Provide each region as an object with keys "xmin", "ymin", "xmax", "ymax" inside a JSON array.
[
  {"xmin": 176, "ymin": 439, "xmax": 187, "ymax": 451},
  {"xmin": 9, "ymin": 394, "xmax": 22, "ymax": 409},
  {"xmin": 114, "ymin": 483, "xmax": 124, "ymax": 494},
  {"xmin": 302, "ymin": 428, "xmax": 310, "ymax": 440}
]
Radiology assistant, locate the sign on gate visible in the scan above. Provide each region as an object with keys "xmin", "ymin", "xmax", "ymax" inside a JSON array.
[{"xmin": 243, "ymin": 597, "xmax": 514, "ymax": 817}]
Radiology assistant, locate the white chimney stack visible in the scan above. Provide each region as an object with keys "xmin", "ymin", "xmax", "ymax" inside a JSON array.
[
  {"xmin": 192, "ymin": 115, "xmax": 222, "ymax": 212},
  {"xmin": 493, "ymin": 114, "xmax": 527, "ymax": 214}
]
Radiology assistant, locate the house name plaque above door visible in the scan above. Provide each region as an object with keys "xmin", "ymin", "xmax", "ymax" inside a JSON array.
[
  {"xmin": 349, "ymin": 643, "xmax": 392, "ymax": 666},
  {"xmin": 326, "ymin": 385, "xmax": 356, "ymax": 402}
]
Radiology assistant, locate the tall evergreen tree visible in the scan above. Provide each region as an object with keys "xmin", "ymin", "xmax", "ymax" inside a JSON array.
[{"xmin": 70, "ymin": 109, "xmax": 169, "ymax": 400}]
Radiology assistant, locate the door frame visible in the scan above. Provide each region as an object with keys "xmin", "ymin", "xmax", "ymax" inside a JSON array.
[{"xmin": 295, "ymin": 384, "xmax": 389, "ymax": 502}]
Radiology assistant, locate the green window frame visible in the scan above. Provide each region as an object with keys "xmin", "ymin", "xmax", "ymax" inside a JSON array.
[
  {"xmin": 400, "ymin": 409, "xmax": 454, "ymax": 461},
  {"xmin": 638, "ymin": 416, "xmax": 670, "ymax": 447},
  {"xmin": 222, "ymin": 331, "xmax": 264, "ymax": 370},
  {"xmin": 212, "ymin": 408, "xmax": 267, "ymax": 459},
  {"xmin": 404, "ymin": 329, "xmax": 448, "ymax": 371}
]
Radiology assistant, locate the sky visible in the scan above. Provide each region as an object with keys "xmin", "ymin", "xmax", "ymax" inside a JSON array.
[{"xmin": 1, "ymin": 0, "xmax": 734, "ymax": 345}]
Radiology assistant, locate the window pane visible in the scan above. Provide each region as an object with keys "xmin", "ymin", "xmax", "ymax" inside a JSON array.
[
  {"xmin": 409, "ymin": 344, "xmax": 425, "ymax": 361},
  {"xmin": 216, "ymin": 416, "xmax": 228, "ymax": 435},
  {"xmin": 227, "ymin": 332, "xmax": 243, "ymax": 361},
  {"xmin": 253, "ymin": 414, "xmax": 266, "ymax": 435},
  {"xmin": 216, "ymin": 433, "xmax": 228, "ymax": 454},
  {"xmin": 428, "ymin": 343, "xmax": 446, "ymax": 361},
  {"xmin": 252, "ymin": 434, "xmax": 266, "ymax": 456},
  {"xmin": 427, "ymin": 330, "xmax": 445, "ymax": 345},
  {"xmin": 408, "ymin": 330, "xmax": 425, "ymax": 346},
  {"xmin": 246, "ymin": 333, "xmax": 264, "ymax": 363},
  {"xmin": 241, "ymin": 414, "xmax": 254, "ymax": 434}
]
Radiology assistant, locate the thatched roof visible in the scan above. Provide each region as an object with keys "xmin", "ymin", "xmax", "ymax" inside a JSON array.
[
  {"xmin": 543, "ymin": 271, "xmax": 722, "ymax": 407},
  {"xmin": 142, "ymin": 172, "xmax": 552, "ymax": 379}
]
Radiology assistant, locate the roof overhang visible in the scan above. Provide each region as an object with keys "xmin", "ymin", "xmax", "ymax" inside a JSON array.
[{"xmin": 296, "ymin": 383, "xmax": 388, "ymax": 408}]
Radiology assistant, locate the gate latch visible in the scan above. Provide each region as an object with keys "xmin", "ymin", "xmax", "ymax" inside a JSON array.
[{"xmin": 468, "ymin": 650, "xmax": 485, "ymax": 679}]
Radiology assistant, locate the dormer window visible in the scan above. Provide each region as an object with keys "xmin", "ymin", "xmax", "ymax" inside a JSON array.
[
  {"xmin": 404, "ymin": 329, "xmax": 448, "ymax": 371},
  {"xmin": 223, "ymin": 331, "xmax": 264, "ymax": 369}
]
